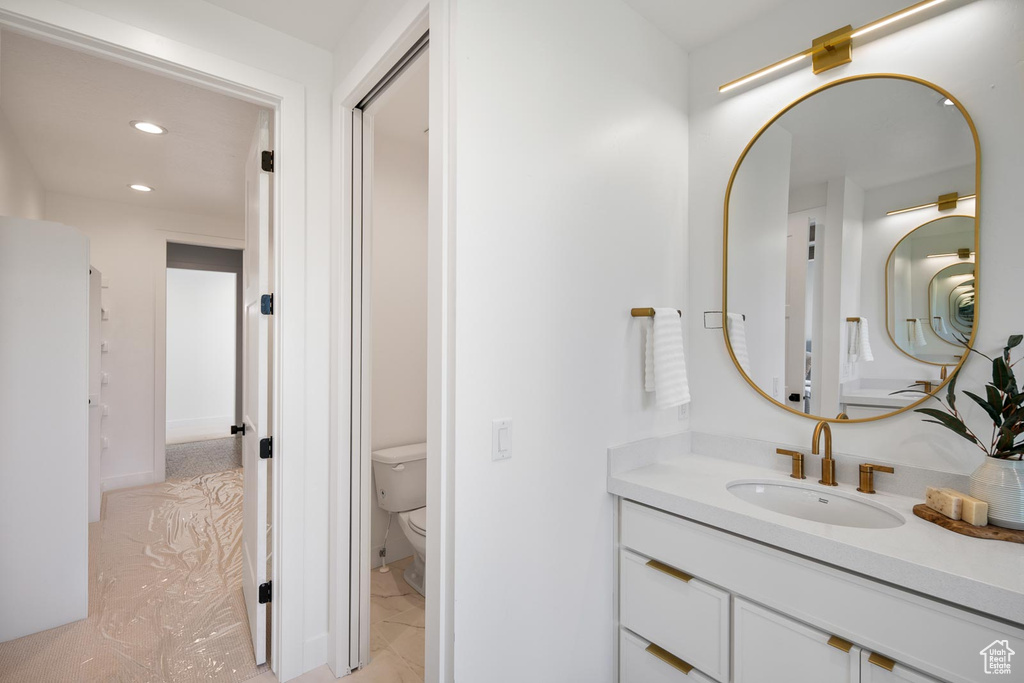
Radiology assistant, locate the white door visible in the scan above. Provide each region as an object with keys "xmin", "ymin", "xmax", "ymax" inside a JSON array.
[
  {"xmin": 734, "ymin": 598, "xmax": 860, "ymax": 683},
  {"xmin": 242, "ymin": 110, "xmax": 272, "ymax": 665}
]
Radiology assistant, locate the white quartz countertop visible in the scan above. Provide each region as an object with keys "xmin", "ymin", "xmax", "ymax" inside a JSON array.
[{"xmin": 609, "ymin": 453, "xmax": 1024, "ymax": 625}]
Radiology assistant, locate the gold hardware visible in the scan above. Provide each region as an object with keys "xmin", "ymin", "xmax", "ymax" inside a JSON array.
[
  {"xmin": 631, "ymin": 308, "xmax": 682, "ymax": 318},
  {"xmin": 645, "ymin": 643, "xmax": 693, "ymax": 674},
  {"xmin": 887, "ymin": 193, "xmax": 976, "ymax": 216},
  {"xmin": 857, "ymin": 463, "xmax": 895, "ymax": 494},
  {"xmin": 845, "ymin": 317, "xmax": 861, "ymax": 323},
  {"xmin": 724, "ymin": 75, "xmax": 979, "ymax": 423},
  {"xmin": 957, "ymin": 247, "xmax": 972, "ymax": 259},
  {"xmin": 719, "ymin": 1, "xmax": 953, "ymax": 92},
  {"xmin": 940, "ymin": 366, "xmax": 948, "ymax": 381},
  {"xmin": 868, "ymin": 652, "xmax": 897, "ymax": 671},
  {"xmin": 812, "ymin": 421, "xmax": 837, "ymax": 486},
  {"xmin": 913, "ymin": 380, "xmax": 935, "ymax": 394},
  {"xmin": 827, "ymin": 636, "xmax": 853, "ymax": 653},
  {"xmin": 777, "ymin": 448, "xmax": 806, "ymax": 480},
  {"xmin": 645, "ymin": 559, "xmax": 693, "ymax": 583},
  {"xmin": 812, "ymin": 26, "xmax": 853, "ymax": 74},
  {"xmin": 937, "ymin": 192, "xmax": 959, "ymax": 211},
  {"xmin": 836, "ymin": 412, "xmax": 850, "ymax": 420}
]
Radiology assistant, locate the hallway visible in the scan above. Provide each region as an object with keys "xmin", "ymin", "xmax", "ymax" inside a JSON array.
[{"xmin": 0, "ymin": 469, "xmax": 266, "ymax": 682}]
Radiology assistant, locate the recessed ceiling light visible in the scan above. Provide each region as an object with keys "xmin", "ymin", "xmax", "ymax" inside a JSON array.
[
  {"xmin": 130, "ymin": 120, "xmax": 167, "ymax": 135},
  {"xmin": 129, "ymin": 184, "xmax": 154, "ymax": 192}
]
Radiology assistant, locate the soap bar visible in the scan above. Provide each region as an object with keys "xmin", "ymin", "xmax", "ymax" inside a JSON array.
[
  {"xmin": 925, "ymin": 486, "xmax": 962, "ymax": 520},
  {"xmin": 947, "ymin": 489, "xmax": 989, "ymax": 527}
]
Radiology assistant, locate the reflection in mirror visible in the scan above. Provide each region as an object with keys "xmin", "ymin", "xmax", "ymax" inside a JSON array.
[
  {"xmin": 724, "ymin": 76, "xmax": 978, "ymax": 422},
  {"xmin": 886, "ymin": 215, "xmax": 975, "ymax": 364}
]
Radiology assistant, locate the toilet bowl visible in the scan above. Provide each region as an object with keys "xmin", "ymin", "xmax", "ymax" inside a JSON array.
[
  {"xmin": 371, "ymin": 442, "xmax": 428, "ymax": 597},
  {"xmin": 396, "ymin": 506, "xmax": 426, "ymax": 596}
]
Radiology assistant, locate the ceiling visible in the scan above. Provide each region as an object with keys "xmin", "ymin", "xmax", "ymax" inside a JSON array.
[
  {"xmin": 621, "ymin": 0, "xmax": 792, "ymax": 50},
  {"xmin": 0, "ymin": 30, "xmax": 262, "ymax": 221},
  {"xmin": 204, "ymin": 0, "xmax": 368, "ymax": 51},
  {"xmin": 774, "ymin": 78, "xmax": 976, "ymax": 192},
  {"xmin": 372, "ymin": 53, "xmax": 429, "ymax": 147}
]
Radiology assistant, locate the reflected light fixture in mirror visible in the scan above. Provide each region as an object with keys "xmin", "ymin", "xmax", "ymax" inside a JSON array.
[
  {"xmin": 722, "ymin": 74, "xmax": 979, "ymax": 423},
  {"xmin": 719, "ymin": 0, "xmax": 952, "ymax": 93}
]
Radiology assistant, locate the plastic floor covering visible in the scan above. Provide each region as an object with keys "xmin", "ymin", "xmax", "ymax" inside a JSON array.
[{"xmin": 0, "ymin": 469, "xmax": 268, "ymax": 683}]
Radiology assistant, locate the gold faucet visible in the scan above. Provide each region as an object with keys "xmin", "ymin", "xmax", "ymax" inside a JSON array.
[{"xmin": 812, "ymin": 421, "xmax": 838, "ymax": 486}]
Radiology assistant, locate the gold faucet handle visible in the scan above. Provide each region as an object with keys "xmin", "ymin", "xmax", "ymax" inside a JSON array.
[
  {"xmin": 857, "ymin": 463, "xmax": 895, "ymax": 494},
  {"xmin": 913, "ymin": 380, "xmax": 935, "ymax": 393},
  {"xmin": 776, "ymin": 448, "xmax": 806, "ymax": 480}
]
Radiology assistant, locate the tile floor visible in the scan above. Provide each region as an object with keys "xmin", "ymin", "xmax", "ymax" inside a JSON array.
[{"xmin": 250, "ymin": 556, "xmax": 424, "ymax": 683}]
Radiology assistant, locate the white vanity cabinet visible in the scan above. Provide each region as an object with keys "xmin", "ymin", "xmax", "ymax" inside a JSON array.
[
  {"xmin": 620, "ymin": 628, "xmax": 717, "ymax": 683},
  {"xmin": 616, "ymin": 499, "xmax": 1024, "ymax": 683},
  {"xmin": 733, "ymin": 598, "xmax": 859, "ymax": 683},
  {"xmin": 859, "ymin": 652, "xmax": 943, "ymax": 683}
]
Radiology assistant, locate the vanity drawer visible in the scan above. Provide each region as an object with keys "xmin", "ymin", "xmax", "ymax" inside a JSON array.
[
  {"xmin": 619, "ymin": 549, "xmax": 730, "ymax": 682},
  {"xmin": 859, "ymin": 651, "xmax": 943, "ymax": 683},
  {"xmin": 620, "ymin": 628, "xmax": 716, "ymax": 683}
]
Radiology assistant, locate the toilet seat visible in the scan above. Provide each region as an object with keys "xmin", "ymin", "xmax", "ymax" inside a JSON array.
[{"xmin": 408, "ymin": 506, "xmax": 427, "ymax": 536}]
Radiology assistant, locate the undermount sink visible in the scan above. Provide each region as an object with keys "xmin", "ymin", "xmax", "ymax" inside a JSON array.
[{"xmin": 727, "ymin": 479, "xmax": 905, "ymax": 529}]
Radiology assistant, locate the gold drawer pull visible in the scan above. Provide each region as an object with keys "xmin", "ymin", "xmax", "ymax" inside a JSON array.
[
  {"xmin": 827, "ymin": 636, "xmax": 853, "ymax": 653},
  {"xmin": 868, "ymin": 652, "xmax": 896, "ymax": 671},
  {"xmin": 645, "ymin": 559, "xmax": 693, "ymax": 583},
  {"xmin": 645, "ymin": 643, "xmax": 693, "ymax": 674}
]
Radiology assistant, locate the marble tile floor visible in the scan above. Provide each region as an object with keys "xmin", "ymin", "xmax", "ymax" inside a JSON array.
[{"xmin": 252, "ymin": 557, "xmax": 424, "ymax": 683}]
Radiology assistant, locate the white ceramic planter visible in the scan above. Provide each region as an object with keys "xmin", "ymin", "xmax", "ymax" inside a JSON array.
[{"xmin": 969, "ymin": 457, "xmax": 1024, "ymax": 529}]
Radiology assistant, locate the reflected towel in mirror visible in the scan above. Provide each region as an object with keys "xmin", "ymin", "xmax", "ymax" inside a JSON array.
[
  {"xmin": 933, "ymin": 316, "xmax": 950, "ymax": 336},
  {"xmin": 913, "ymin": 318, "xmax": 927, "ymax": 346},
  {"xmin": 847, "ymin": 318, "xmax": 874, "ymax": 363},
  {"xmin": 726, "ymin": 313, "xmax": 752, "ymax": 376},
  {"xmin": 643, "ymin": 308, "xmax": 690, "ymax": 408}
]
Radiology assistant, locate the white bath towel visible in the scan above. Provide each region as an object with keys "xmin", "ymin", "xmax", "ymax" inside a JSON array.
[
  {"xmin": 933, "ymin": 316, "xmax": 950, "ymax": 336},
  {"xmin": 847, "ymin": 318, "xmax": 874, "ymax": 363},
  {"xmin": 727, "ymin": 313, "xmax": 752, "ymax": 376},
  {"xmin": 912, "ymin": 318, "xmax": 927, "ymax": 347},
  {"xmin": 643, "ymin": 309, "xmax": 690, "ymax": 409}
]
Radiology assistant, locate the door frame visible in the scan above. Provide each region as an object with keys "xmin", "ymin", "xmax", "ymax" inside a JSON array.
[
  {"xmin": 0, "ymin": 5, "xmax": 301, "ymax": 677},
  {"xmin": 328, "ymin": 2, "xmax": 457, "ymax": 680}
]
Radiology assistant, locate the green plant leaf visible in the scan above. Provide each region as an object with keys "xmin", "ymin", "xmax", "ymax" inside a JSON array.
[
  {"xmin": 916, "ymin": 408, "xmax": 979, "ymax": 444},
  {"xmin": 947, "ymin": 367, "xmax": 959, "ymax": 412},
  {"xmin": 965, "ymin": 390, "xmax": 1002, "ymax": 426},
  {"xmin": 993, "ymin": 357, "xmax": 1016, "ymax": 394},
  {"xmin": 921, "ymin": 420, "xmax": 982, "ymax": 447},
  {"xmin": 1008, "ymin": 334, "xmax": 1023, "ymax": 350}
]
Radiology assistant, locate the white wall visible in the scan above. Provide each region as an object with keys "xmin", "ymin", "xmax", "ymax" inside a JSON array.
[
  {"xmin": 166, "ymin": 267, "xmax": 237, "ymax": 443},
  {"xmin": 370, "ymin": 133, "xmax": 428, "ymax": 565},
  {"xmin": 44, "ymin": 192, "xmax": 239, "ymax": 489},
  {"xmin": 688, "ymin": 0, "xmax": 1023, "ymax": 474},
  {"xmin": 0, "ymin": 218, "xmax": 89, "ymax": 642},
  {"xmin": 449, "ymin": 1, "xmax": 688, "ymax": 680},
  {"xmin": 728, "ymin": 125, "xmax": 791, "ymax": 399},
  {"xmin": 0, "ymin": 109, "xmax": 45, "ymax": 219}
]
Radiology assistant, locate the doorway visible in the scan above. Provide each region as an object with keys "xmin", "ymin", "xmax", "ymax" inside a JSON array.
[
  {"xmin": 0, "ymin": 25, "xmax": 278, "ymax": 681},
  {"xmin": 346, "ymin": 34, "xmax": 430, "ymax": 680},
  {"xmin": 165, "ymin": 244, "xmax": 244, "ymax": 478}
]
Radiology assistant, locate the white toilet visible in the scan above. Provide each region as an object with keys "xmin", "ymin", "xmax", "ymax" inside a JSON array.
[{"xmin": 371, "ymin": 442, "xmax": 427, "ymax": 596}]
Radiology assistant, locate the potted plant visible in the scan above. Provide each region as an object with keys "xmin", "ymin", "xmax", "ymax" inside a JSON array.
[{"xmin": 903, "ymin": 335, "xmax": 1024, "ymax": 529}]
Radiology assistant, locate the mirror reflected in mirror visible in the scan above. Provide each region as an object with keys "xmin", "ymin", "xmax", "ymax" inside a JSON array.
[{"xmin": 724, "ymin": 75, "xmax": 979, "ymax": 422}]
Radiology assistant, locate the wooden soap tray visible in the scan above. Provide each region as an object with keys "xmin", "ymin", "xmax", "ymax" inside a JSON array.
[{"xmin": 913, "ymin": 504, "xmax": 1024, "ymax": 544}]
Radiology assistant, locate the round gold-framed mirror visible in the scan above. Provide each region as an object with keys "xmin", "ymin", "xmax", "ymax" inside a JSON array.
[{"xmin": 722, "ymin": 74, "xmax": 980, "ymax": 423}]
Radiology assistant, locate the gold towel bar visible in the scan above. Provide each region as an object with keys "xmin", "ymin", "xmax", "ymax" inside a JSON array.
[
  {"xmin": 631, "ymin": 308, "xmax": 681, "ymax": 318},
  {"xmin": 846, "ymin": 317, "xmax": 861, "ymax": 323}
]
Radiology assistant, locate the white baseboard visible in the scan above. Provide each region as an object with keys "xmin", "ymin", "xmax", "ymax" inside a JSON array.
[
  {"xmin": 303, "ymin": 632, "xmax": 329, "ymax": 674},
  {"xmin": 101, "ymin": 470, "xmax": 155, "ymax": 492}
]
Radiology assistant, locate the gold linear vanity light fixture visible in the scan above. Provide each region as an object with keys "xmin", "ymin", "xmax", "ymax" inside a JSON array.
[
  {"xmin": 720, "ymin": 0, "xmax": 950, "ymax": 93},
  {"xmin": 887, "ymin": 191, "xmax": 977, "ymax": 216}
]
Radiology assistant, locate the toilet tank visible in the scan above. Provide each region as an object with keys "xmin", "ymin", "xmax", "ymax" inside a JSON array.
[{"xmin": 371, "ymin": 442, "xmax": 427, "ymax": 512}]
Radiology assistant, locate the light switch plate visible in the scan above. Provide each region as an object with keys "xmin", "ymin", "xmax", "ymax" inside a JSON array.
[{"xmin": 491, "ymin": 419, "xmax": 512, "ymax": 461}]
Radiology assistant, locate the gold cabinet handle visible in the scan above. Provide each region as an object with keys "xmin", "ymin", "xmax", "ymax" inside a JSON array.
[
  {"xmin": 827, "ymin": 635, "xmax": 853, "ymax": 653},
  {"xmin": 645, "ymin": 643, "xmax": 693, "ymax": 674},
  {"xmin": 868, "ymin": 652, "xmax": 896, "ymax": 671},
  {"xmin": 645, "ymin": 559, "xmax": 693, "ymax": 583}
]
